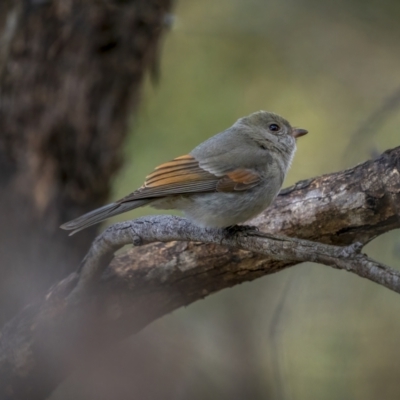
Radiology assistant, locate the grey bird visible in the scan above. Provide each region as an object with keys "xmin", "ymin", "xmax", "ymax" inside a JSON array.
[{"xmin": 61, "ymin": 111, "xmax": 307, "ymax": 235}]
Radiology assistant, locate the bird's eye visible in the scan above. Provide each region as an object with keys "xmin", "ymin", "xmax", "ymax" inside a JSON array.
[{"xmin": 268, "ymin": 123, "xmax": 280, "ymax": 132}]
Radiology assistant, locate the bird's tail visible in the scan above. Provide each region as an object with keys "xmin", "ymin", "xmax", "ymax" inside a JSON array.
[{"xmin": 60, "ymin": 200, "xmax": 150, "ymax": 236}]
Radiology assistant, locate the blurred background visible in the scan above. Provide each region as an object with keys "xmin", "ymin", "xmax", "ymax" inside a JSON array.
[{"xmin": 13, "ymin": 0, "xmax": 400, "ymax": 398}]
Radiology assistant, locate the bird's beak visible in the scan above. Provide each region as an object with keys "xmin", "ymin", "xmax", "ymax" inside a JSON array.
[{"xmin": 291, "ymin": 128, "xmax": 308, "ymax": 138}]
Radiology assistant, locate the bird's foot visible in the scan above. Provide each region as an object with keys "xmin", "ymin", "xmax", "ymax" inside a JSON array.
[{"xmin": 224, "ymin": 224, "xmax": 259, "ymax": 237}]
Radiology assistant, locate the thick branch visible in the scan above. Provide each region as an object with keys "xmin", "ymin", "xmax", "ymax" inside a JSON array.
[
  {"xmin": 0, "ymin": 147, "xmax": 399, "ymax": 399},
  {"xmin": 67, "ymin": 216, "xmax": 399, "ymax": 304}
]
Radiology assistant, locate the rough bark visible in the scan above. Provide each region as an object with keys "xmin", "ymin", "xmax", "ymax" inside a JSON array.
[
  {"xmin": 0, "ymin": 0, "xmax": 173, "ymax": 323},
  {"xmin": 0, "ymin": 146, "xmax": 399, "ymax": 400}
]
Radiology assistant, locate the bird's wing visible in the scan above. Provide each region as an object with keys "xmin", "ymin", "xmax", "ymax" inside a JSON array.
[
  {"xmin": 216, "ymin": 169, "xmax": 261, "ymax": 192},
  {"xmin": 117, "ymin": 155, "xmax": 261, "ymax": 203}
]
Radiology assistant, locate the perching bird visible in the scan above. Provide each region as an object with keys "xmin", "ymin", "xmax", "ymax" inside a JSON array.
[{"xmin": 61, "ymin": 111, "xmax": 307, "ymax": 235}]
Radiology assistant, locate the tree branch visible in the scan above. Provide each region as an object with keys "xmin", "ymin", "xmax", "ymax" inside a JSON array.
[
  {"xmin": 0, "ymin": 146, "xmax": 399, "ymax": 399},
  {"xmin": 68, "ymin": 216, "xmax": 400, "ymax": 304}
]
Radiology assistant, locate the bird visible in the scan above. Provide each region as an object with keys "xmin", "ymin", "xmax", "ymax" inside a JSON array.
[{"xmin": 61, "ymin": 111, "xmax": 307, "ymax": 235}]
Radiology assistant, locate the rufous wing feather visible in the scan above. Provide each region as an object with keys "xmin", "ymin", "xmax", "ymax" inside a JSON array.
[
  {"xmin": 216, "ymin": 169, "xmax": 261, "ymax": 192},
  {"xmin": 117, "ymin": 155, "xmax": 218, "ymax": 202},
  {"xmin": 117, "ymin": 156, "xmax": 262, "ymax": 204}
]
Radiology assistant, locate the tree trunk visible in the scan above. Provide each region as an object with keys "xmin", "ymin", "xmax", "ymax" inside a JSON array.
[{"xmin": 0, "ymin": 0, "xmax": 172, "ymax": 323}]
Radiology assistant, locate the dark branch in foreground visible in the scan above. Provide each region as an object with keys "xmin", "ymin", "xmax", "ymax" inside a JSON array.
[{"xmin": 0, "ymin": 146, "xmax": 400, "ymax": 400}]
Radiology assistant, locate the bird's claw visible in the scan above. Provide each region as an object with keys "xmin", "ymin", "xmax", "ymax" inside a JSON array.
[{"xmin": 224, "ymin": 225, "xmax": 259, "ymax": 237}]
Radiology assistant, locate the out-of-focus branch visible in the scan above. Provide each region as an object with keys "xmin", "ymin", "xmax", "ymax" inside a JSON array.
[
  {"xmin": 346, "ymin": 86, "xmax": 400, "ymax": 159},
  {"xmin": 0, "ymin": 146, "xmax": 400, "ymax": 399}
]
